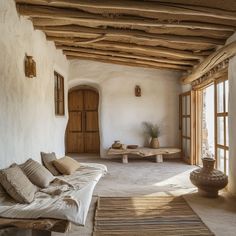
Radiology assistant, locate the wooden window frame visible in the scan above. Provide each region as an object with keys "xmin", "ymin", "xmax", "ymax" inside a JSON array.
[
  {"xmin": 54, "ymin": 71, "xmax": 65, "ymax": 116},
  {"xmin": 194, "ymin": 82, "xmax": 214, "ymax": 166},
  {"xmin": 214, "ymin": 76, "xmax": 229, "ymax": 174},
  {"xmin": 179, "ymin": 91, "xmax": 195, "ymax": 165},
  {"xmin": 194, "ymin": 73, "xmax": 229, "ymax": 174}
]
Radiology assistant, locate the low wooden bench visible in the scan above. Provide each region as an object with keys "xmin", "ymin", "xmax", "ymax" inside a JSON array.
[
  {"xmin": 107, "ymin": 147, "xmax": 181, "ymax": 164},
  {"xmin": 0, "ymin": 218, "xmax": 71, "ymax": 236}
]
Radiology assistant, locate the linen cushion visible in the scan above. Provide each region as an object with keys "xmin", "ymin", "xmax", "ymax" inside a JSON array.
[
  {"xmin": 0, "ymin": 164, "xmax": 37, "ymax": 203},
  {"xmin": 53, "ymin": 156, "xmax": 81, "ymax": 175},
  {"xmin": 20, "ymin": 159, "xmax": 54, "ymax": 188},
  {"xmin": 40, "ymin": 152, "xmax": 60, "ymax": 176}
]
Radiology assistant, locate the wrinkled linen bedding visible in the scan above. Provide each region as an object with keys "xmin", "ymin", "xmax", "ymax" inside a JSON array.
[{"xmin": 0, "ymin": 163, "xmax": 107, "ymax": 225}]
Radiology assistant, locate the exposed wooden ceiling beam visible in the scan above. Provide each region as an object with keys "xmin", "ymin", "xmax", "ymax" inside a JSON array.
[
  {"xmin": 57, "ymin": 45, "xmax": 198, "ymax": 66},
  {"xmin": 38, "ymin": 25, "xmax": 225, "ymax": 45},
  {"xmin": 39, "ymin": 28, "xmax": 233, "ymax": 48},
  {"xmin": 181, "ymin": 41, "xmax": 236, "ymax": 84},
  {"xmin": 15, "ymin": 1, "xmax": 236, "ymax": 72},
  {"xmin": 43, "ymin": 32, "xmax": 222, "ymax": 52},
  {"xmin": 15, "ymin": 0, "xmax": 236, "ymax": 26},
  {"xmin": 64, "ymin": 50, "xmax": 192, "ymax": 71},
  {"xmin": 36, "ymin": 24, "xmax": 233, "ymax": 40},
  {"xmin": 16, "ymin": 3, "xmax": 236, "ymax": 29},
  {"xmin": 153, "ymin": 0, "xmax": 236, "ymax": 11},
  {"xmin": 44, "ymin": 33, "xmax": 216, "ymax": 52},
  {"xmin": 31, "ymin": 11, "xmax": 207, "ymax": 32},
  {"xmin": 31, "ymin": 17, "xmax": 235, "ymax": 35},
  {"xmin": 47, "ymin": 36, "xmax": 203, "ymax": 60},
  {"xmin": 36, "ymin": 25, "xmax": 224, "ymax": 52}
]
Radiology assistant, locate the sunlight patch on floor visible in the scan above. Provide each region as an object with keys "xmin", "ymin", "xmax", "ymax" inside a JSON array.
[{"xmin": 142, "ymin": 169, "xmax": 197, "ymax": 196}]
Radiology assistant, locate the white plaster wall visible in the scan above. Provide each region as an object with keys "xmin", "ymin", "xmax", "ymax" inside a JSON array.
[
  {"xmin": 0, "ymin": 0, "xmax": 69, "ymax": 168},
  {"xmin": 181, "ymin": 84, "xmax": 192, "ymax": 93},
  {"xmin": 227, "ymin": 32, "xmax": 236, "ymax": 195},
  {"xmin": 69, "ymin": 60, "xmax": 182, "ymax": 157}
]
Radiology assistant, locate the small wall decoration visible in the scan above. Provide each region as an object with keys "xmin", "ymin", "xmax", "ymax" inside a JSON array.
[
  {"xmin": 25, "ymin": 55, "xmax": 36, "ymax": 78},
  {"xmin": 135, "ymin": 85, "xmax": 141, "ymax": 97}
]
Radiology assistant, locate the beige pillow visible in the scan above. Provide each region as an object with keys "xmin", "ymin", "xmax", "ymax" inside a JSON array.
[
  {"xmin": 20, "ymin": 159, "xmax": 54, "ymax": 188},
  {"xmin": 0, "ymin": 164, "xmax": 37, "ymax": 204},
  {"xmin": 41, "ymin": 152, "xmax": 60, "ymax": 176},
  {"xmin": 53, "ymin": 156, "xmax": 81, "ymax": 175}
]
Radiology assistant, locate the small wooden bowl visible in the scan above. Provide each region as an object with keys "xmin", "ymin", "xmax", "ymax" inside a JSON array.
[
  {"xmin": 127, "ymin": 145, "xmax": 138, "ymax": 149},
  {"xmin": 112, "ymin": 146, "xmax": 122, "ymax": 149}
]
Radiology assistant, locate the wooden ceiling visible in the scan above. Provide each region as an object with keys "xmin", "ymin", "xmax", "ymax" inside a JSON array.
[{"xmin": 15, "ymin": 0, "xmax": 236, "ymax": 73}]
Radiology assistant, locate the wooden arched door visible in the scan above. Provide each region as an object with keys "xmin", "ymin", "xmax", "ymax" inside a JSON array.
[{"xmin": 66, "ymin": 88, "xmax": 100, "ymax": 153}]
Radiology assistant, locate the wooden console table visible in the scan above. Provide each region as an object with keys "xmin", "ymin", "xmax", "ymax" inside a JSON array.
[{"xmin": 107, "ymin": 147, "xmax": 181, "ymax": 164}]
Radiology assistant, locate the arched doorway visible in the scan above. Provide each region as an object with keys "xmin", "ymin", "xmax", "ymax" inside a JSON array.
[{"xmin": 66, "ymin": 86, "xmax": 100, "ymax": 154}]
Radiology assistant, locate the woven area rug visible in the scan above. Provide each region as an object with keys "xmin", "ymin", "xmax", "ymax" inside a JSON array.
[{"xmin": 93, "ymin": 196, "xmax": 214, "ymax": 236}]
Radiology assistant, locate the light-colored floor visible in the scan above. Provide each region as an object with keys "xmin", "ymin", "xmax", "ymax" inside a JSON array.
[{"xmin": 53, "ymin": 155, "xmax": 236, "ymax": 236}]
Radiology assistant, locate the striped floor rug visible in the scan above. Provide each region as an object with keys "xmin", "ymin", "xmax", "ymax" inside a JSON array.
[{"xmin": 93, "ymin": 196, "xmax": 214, "ymax": 236}]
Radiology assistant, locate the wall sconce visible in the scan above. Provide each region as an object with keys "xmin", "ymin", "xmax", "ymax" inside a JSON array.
[
  {"xmin": 25, "ymin": 55, "xmax": 36, "ymax": 78},
  {"xmin": 135, "ymin": 85, "xmax": 141, "ymax": 97}
]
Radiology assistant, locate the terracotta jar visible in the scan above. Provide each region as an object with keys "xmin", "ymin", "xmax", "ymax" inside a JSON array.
[
  {"xmin": 150, "ymin": 137, "xmax": 159, "ymax": 149},
  {"xmin": 190, "ymin": 158, "xmax": 228, "ymax": 198}
]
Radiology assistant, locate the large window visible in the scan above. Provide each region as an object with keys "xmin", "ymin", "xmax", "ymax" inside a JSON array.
[
  {"xmin": 54, "ymin": 71, "xmax": 65, "ymax": 116},
  {"xmin": 215, "ymin": 78, "xmax": 229, "ymax": 174},
  {"xmin": 194, "ymin": 74, "xmax": 229, "ymax": 174},
  {"xmin": 200, "ymin": 84, "xmax": 215, "ymax": 162}
]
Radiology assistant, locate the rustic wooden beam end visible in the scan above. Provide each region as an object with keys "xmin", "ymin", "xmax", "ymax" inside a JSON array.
[{"xmin": 181, "ymin": 41, "xmax": 236, "ymax": 84}]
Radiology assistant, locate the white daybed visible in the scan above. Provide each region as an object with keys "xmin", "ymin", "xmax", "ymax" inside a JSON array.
[{"xmin": 0, "ymin": 163, "xmax": 107, "ymax": 235}]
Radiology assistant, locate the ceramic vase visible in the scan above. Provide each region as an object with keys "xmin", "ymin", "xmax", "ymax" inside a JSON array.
[
  {"xmin": 111, "ymin": 140, "xmax": 122, "ymax": 149},
  {"xmin": 190, "ymin": 158, "xmax": 228, "ymax": 198},
  {"xmin": 150, "ymin": 137, "xmax": 159, "ymax": 149}
]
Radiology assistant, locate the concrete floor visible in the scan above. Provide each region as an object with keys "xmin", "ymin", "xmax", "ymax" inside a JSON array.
[{"xmin": 52, "ymin": 155, "xmax": 236, "ymax": 236}]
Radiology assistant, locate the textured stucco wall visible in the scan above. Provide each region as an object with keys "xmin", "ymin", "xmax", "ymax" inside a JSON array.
[
  {"xmin": 69, "ymin": 60, "xmax": 182, "ymax": 157},
  {"xmin": 0, "ymin": 0, "xmax": 69, "ymax": 168}
]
